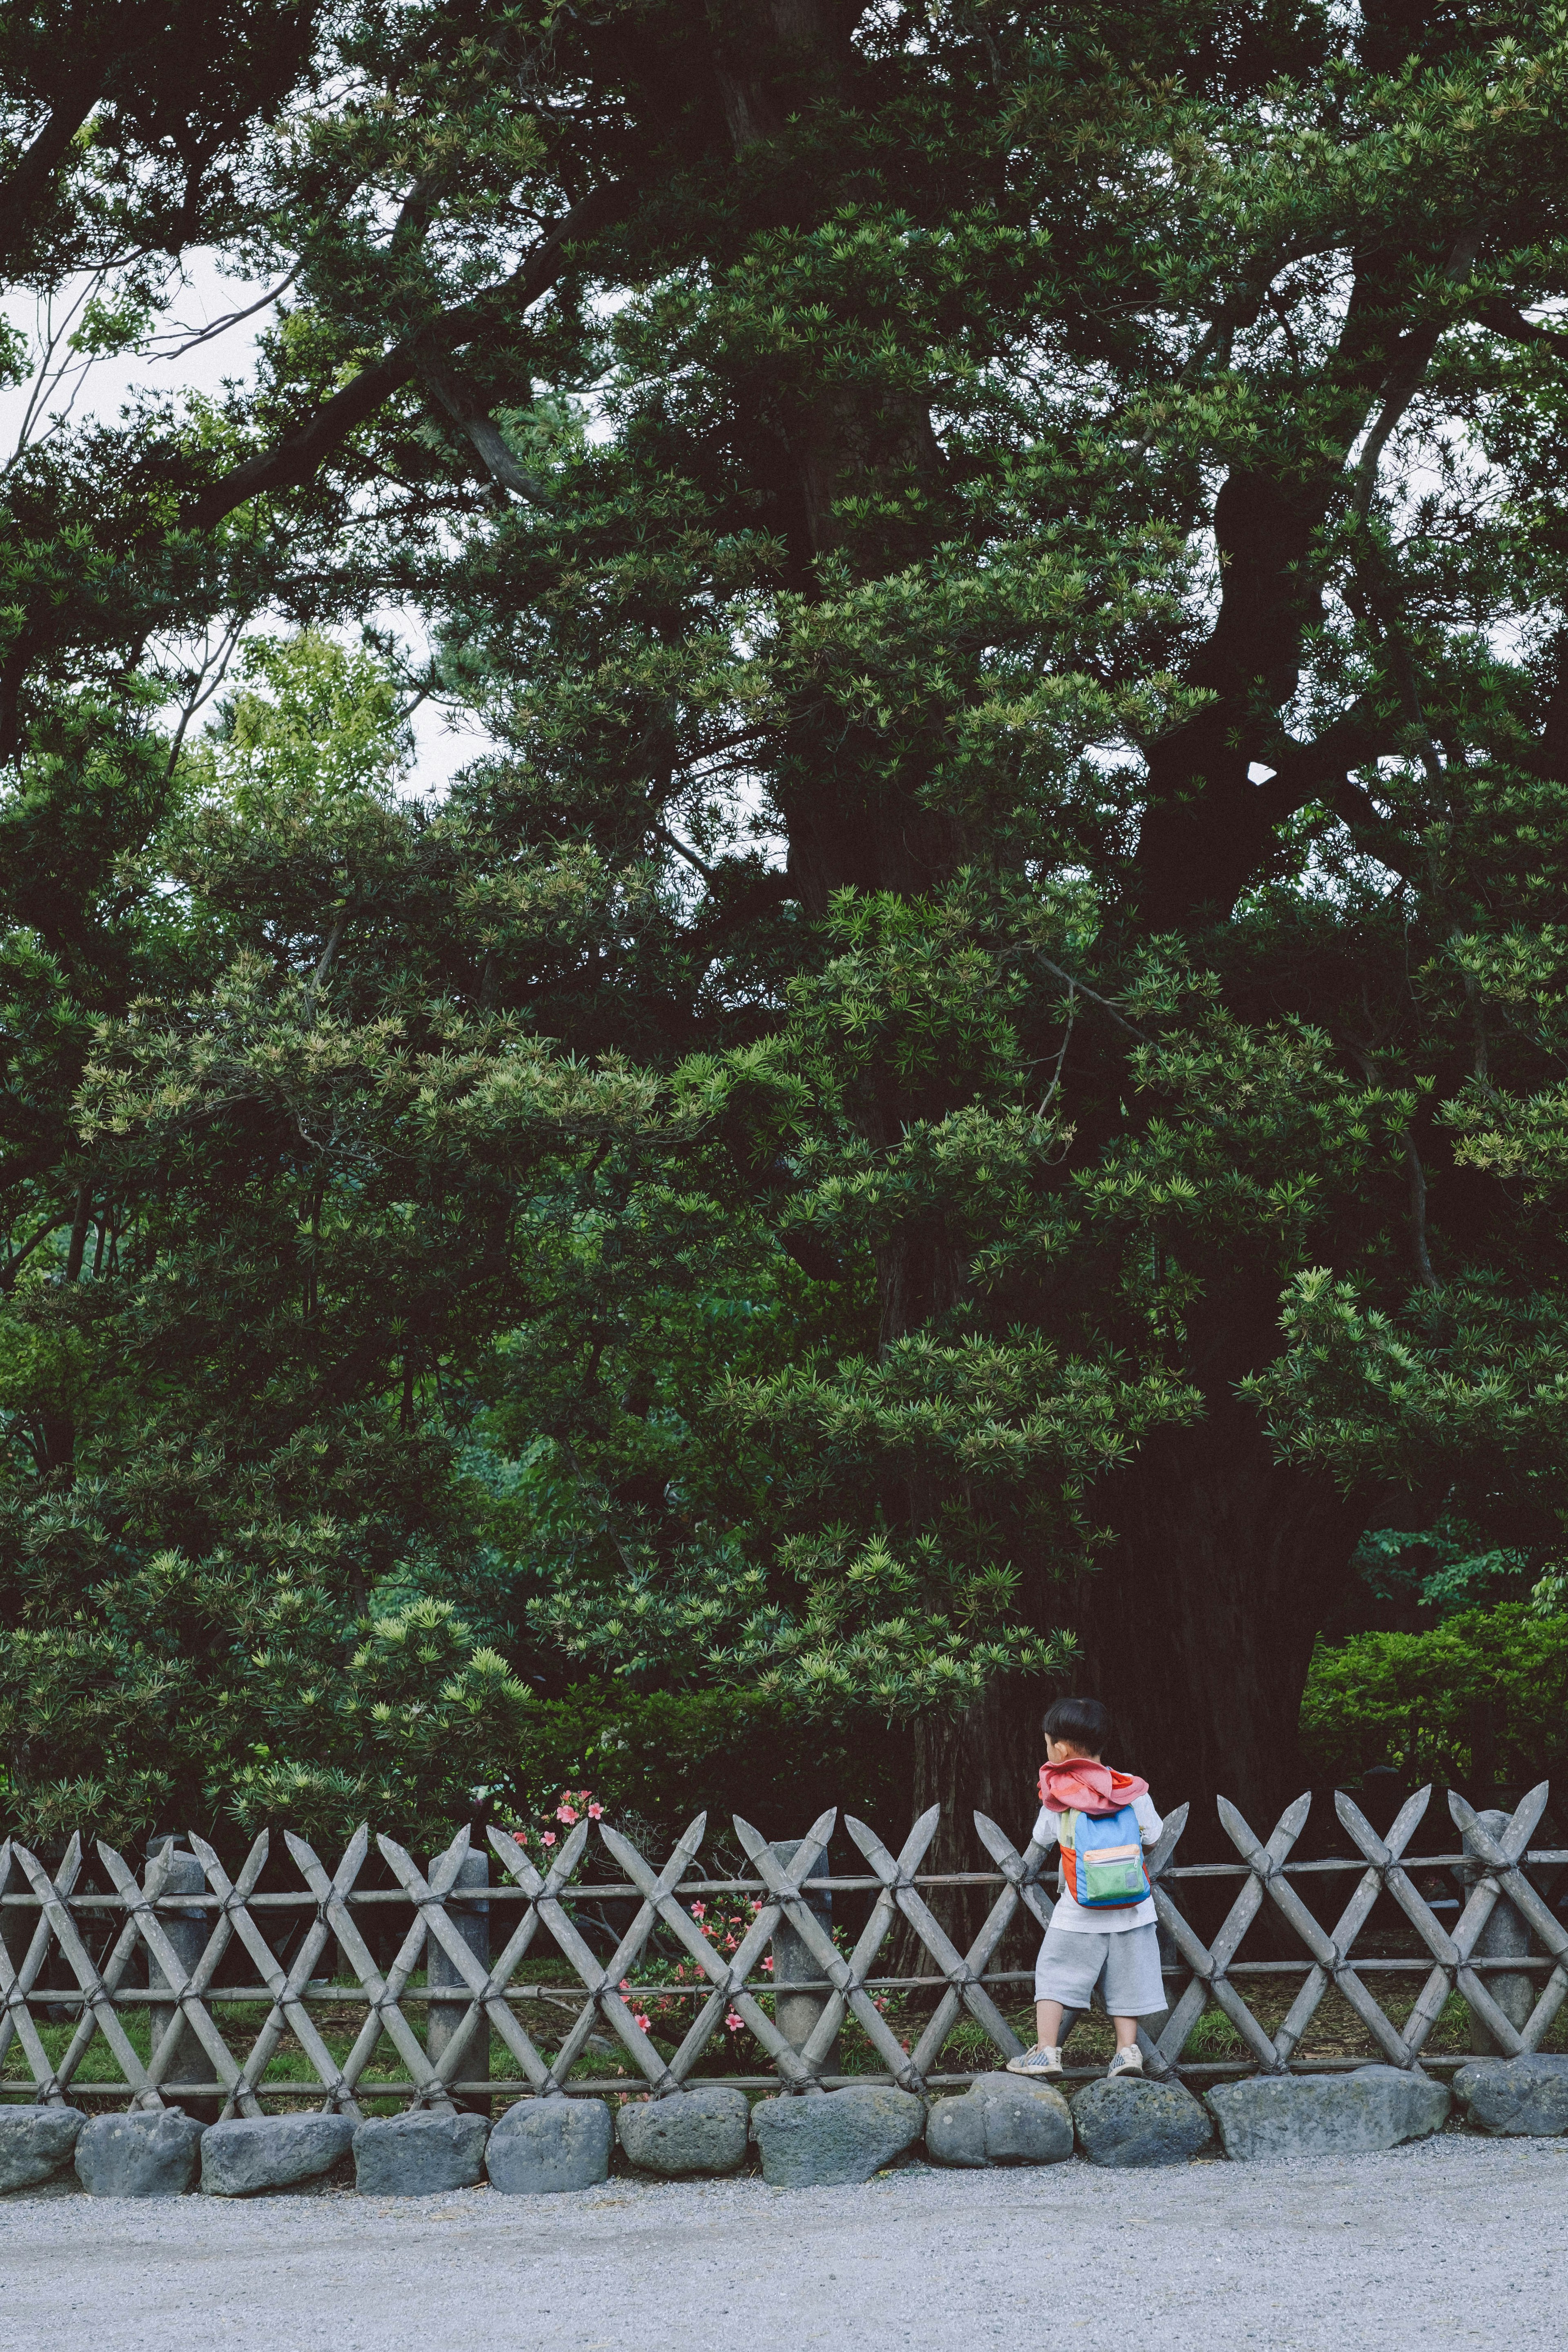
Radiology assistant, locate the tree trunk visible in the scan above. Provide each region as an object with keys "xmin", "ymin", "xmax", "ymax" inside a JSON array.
[
  {"xmin": 906, "ymin": 1675, "xmax": 1048, "ymax": 1963},
  {"xmin": 903, "ymin": 1399, "xmax": 1368, "ymax": 1962},
  {"xmin": 1078, "ymin": 1393, "xmax": 1368, "ymax": 1855},
  {"xmin": 33, "ymin": 1178, "xmax": 91, "ymax": 1482}
]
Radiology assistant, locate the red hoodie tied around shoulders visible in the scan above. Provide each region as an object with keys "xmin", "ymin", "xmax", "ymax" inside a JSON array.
[{"xmin": 1037, "ymin": 1759, "xmax": 1149, "ymax": 1817}]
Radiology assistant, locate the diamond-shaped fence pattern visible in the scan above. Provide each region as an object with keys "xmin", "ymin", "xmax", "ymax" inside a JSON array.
[{"xmin": 1, "ymin": 1786, "xmax": 1564, "ymax": 2112}]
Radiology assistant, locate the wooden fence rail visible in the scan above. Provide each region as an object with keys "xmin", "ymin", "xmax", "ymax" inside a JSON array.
[{"xmin": 1, "ymin": 1782, "xmax": 1565, "ymax": 2114}]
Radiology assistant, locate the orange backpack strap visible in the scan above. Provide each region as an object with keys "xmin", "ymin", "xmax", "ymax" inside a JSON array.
[{"xmin": 1058, "ymin": 1809, "xmax": 1078, "ymax": 1903}]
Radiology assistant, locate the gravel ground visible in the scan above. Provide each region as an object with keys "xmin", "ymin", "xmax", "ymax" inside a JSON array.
[{"xmin": 1, "ymin": 2136, "xmax": 1564, "ymax": 2352}]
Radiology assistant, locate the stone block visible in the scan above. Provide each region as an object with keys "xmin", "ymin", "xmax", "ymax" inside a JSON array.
[
  {"xmin": 486, "ymin": 2097, "xmax": 612, "ymax": 2194},
  {"xmin": 352, "ymin": 2108, "xmax": 489, "ymax": 2196},
  {"xmin": 926, "ymin": 2073, "xmax": 1074, "ymax": 2169},
  {"xmin": 0, "ymin": 2104, "xmax": 87, "ymax": 2192},
  {"xmin": 1452, "ymin": 2054, "xmax": 1568, "ymax": 2137},
  {"xmin": 1072, "ymin": 2076, "xmax": 1213, "ymax": 2168},
  {"xmin": 749, "ymin": 2084, "xmax": 925, "ymax": 2188},
  {"xmin": 200, "ymin": 2112, "xmax": 356, "ymax": 2196},
  {"xmin": 1205, "ymin": 2066, "xmax": 1450, "ymax": 2161},
  {"xmin": 76, "ymin": 2107, "xmax": 206, "ymax": 2197},
  {"xmin": 617, "ymin": 2086, "xmax": 750, "ymax": 2178}
]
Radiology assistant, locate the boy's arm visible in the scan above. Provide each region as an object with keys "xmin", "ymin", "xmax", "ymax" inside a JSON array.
[{"xmin": 1135, "ymin": 1793, "xmax": 1164, "ymax": 1848}]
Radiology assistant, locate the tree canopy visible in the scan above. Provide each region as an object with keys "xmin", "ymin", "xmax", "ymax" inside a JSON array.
[{"xmin": 5, "ymin": 1, "xmax": 1568, "ymax": 1855}]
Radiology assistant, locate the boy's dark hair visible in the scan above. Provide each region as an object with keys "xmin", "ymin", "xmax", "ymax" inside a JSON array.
[{"xmin": 1043, "ymin": 1694, "xmax": 1112, "ymax": 1753}]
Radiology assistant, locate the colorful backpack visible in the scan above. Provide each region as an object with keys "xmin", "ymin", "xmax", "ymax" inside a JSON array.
[{"xmin": 1058, "ymin": 1804, "xmax": 1151, "ymax": 1909}]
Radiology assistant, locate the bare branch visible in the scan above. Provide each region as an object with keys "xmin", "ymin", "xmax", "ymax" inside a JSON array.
[
  {"xmin": 1036, "ymin": 981, "xmax": 1076, "ymax": 1115},
  {"xmin": 149, "ymin": 266, "xmax": 303, "ymax": 362},
  {"xmin": 1031, "ymin": 955, "xmax": 1152, "ymax": 1045}
]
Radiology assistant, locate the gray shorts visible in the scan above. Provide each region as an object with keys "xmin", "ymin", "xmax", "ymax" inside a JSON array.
[{"xmin": 1034, "ymin": 1918, "xmax": 1164, "ymax": 2015}]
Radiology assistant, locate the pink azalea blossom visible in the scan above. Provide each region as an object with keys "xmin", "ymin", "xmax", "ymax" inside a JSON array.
[
  {"xmin": 541, "ymin": 1831, "xmax": 556, "ymax": 1846},
  {"xmin": 619, "ymin": 1978, "xmax": 631, "ymax": 1993},
  {"xmin": 587, "ymin": 1802, "xmax": 603, "ymax": 1820},
  {"xmin": 556, "ymin": 1804, "xmax": 578, "ymax": 1824},
  {"xmin": 689, "ymin": 1901, "xmax": 706, "ymax": 1920},
  {"xmin": 724, "ymin": 2009, "xmax": 744, "ymax": 2033},
  {"xmin": 761, "ymin": 1956, "xmax": 774, "ymax": 1973},
  {"xmin": 633, "ymin": 2011, "xmax": 652, "ymax": 2032}
]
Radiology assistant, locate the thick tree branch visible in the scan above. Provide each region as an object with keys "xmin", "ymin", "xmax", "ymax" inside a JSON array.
[
  {"xmin": 0, "ymin": 71, "xmax": 106, "ymax": 233},
  {"xmin": 1250, "ymin": 705, "xmax": 1425, "ymax": 882},
  {"xmin": 418, "ymin": 358, "xmax": 539, "ymax": 498},
  {"xmin": 1350, "ymin": 224, "xmax": 1484, "ymax": 523},
  {"xmin": 0, "ymin": 1214, "xmax": 70, "ymax": 1292},
  {"xmin": 1404, "ymin": 1134, "xmax": 1439, "ymax": 1293},
  {"xmin": 181, "ymin": 182, "xmax": 628, "ymax": 532},
  {"xmin": 1474, "ymin": 297, "xmax": 1568, "ymax": 356},
  {"xmin": 302, "ymin": 910, "xmax": 348, "ymax": 1021}
]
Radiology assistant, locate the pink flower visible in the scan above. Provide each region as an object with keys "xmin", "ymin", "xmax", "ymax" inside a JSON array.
[
  {"xmin": 689, "ymin": 1901, "xmax": 706, "ymax": 1920},
  {"xmin": 722, "ymin": 1934, "xmax": 737, "ymax": 1951},
  {"xmin": 512, "ymin": 1830, "xmax": 528, "ymax": 1844},
  {"xmin": 633, "ymin": 2011, "xmax": 652, "ymax": 2032},
  {"xmin": 761, "ymin": 1956, "xmax": 774, "ymax": 1973},
  {"xmin": 556, "ymin": 1804, "xmax": 578, "ymax": 1824},
  {"xmin": 724, "ymin": 2009, "xmax": 744, "ymax": 2033},
  {"xmin": 619, "ymin": 1978, "xmax": 631, "ymax": 1993},
  {"xmin": 541, "ymin": 1831, "xmax": 556, "ymax": 1847},
  {"xmin": 587, "ymin": 1802, "xmax": 603, "ymax": 1820}
]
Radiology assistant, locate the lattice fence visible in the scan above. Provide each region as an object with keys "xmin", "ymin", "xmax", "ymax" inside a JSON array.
[{"xmin": 1, "ymin": 1782, "xmax": 1565, "ymax": 2115}]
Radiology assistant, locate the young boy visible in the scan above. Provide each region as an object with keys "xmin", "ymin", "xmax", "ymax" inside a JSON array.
[{"xmin": 1005, "ymin": 1694, "xmax": 1164, "ymax": 2081}]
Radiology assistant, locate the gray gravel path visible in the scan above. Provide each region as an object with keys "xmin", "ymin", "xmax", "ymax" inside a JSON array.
[{"xmin": 1, "ymin": 2136, "xmax": 1563, "ymax": 2352}]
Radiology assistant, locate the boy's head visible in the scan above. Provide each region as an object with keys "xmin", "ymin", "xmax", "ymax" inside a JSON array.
[{"xmin": 1042, "ymin": 1693, "xmax": 1111, "ymax": 1762}]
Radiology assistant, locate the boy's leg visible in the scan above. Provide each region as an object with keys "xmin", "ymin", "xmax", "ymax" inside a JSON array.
[
  {"xmin": 1103, "ymin": 1923, "xmax": 1163, "ymax": 2073},
  {"xmin": 1011, "ymin": 1927, "xmax": 1098, "ymax": 2072}
]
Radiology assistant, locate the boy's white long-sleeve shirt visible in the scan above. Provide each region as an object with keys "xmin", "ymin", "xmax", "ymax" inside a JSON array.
[{"xmin": 1031, "ymin": 1791, "xmax": 1163, "ymax": 1932}]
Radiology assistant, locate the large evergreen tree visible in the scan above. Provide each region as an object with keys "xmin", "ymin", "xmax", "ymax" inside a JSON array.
[{"xmin": 7, "ymin": 2, "xmax": 1568, "ymax": 1851}]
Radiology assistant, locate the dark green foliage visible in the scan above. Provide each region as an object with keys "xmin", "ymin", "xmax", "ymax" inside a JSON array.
[{"xmin": 497, "ymin": 1681, "xmax": 912, "ymax": 1850}]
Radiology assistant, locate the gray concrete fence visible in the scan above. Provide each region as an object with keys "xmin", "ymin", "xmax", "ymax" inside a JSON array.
[{"xmin": 1, "ymin": 1783, "xmax": 1566, "ymax": 2194}]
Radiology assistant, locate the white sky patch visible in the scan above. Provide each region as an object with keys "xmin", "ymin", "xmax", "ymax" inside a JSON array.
[{"xmin": 1, "ymin": 254, "xmax": 501, "ymax": 797}]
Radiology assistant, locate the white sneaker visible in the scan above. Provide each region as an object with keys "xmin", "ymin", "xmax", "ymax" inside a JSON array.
[
  {"xmin": 1005, "ymin": 2045, "xmax": 1064, "ymax": 2079},
  {"xmin": 1107, "ymin": 2045, "xmax": 1144, "ymax": 2077}
]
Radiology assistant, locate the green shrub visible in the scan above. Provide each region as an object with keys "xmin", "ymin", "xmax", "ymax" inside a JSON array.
[{"xmin": 1301, "ymin": 1604, "xmax": 1568, "ymax": 1787}]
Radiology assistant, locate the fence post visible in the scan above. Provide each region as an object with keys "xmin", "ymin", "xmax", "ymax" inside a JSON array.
[
  {"xmin": 769, "ymin": 1838, "xmax": 838, "ymax": 2069},
  {"xmin": 1459, "ymin": 1806, "xmax": 1534, "ymax": 2051},
  {"xmin": 426, "ymin": 1847, "xmax": 490, "ymax": 2112},
  {"xmin": 0, "ymin": 1861, "xmax": 29, "ymax": 1980},
  {"xmin": 147, "ymin": 1843, "xmax": 218, "ymax": 2118}
]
